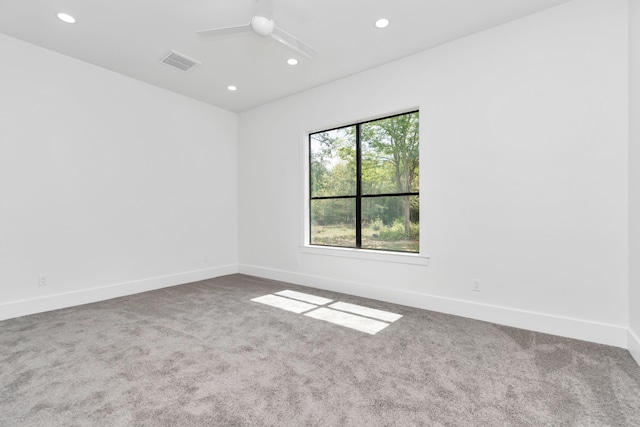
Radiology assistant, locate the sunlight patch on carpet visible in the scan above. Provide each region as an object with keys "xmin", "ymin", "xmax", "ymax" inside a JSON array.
[
  {"xmin": 251, "ymin": 290, "xmax": 402, "ymax": 335},
  {"xmin": 304, "ymin": 307, "xmax": 391, "ymax": 335},
  {"xmin": 275, "ymin": 290, "xmax": 333, "ymax": 305},
  {"xmin": 250, "ymin": 294, "xmax": 317, "ymax": 314},
  {"xmin": 328, "ymin": 301, "xmax": 402, "ymax": 322}
]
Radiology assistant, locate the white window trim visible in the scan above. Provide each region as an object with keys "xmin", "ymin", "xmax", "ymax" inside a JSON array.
[
  {"xmin": 299, "ymin": 107, "xmax": 428, "ymax": 266},
  {"xmin": 299, "ymin": 244, "xmax": 429, "ymax": 266}
]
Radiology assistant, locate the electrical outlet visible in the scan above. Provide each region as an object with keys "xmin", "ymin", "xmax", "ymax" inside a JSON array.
[
  {"xmin": 38, "ymin": 275, "xmax": 48, "ymax": 287},
  {"xmin": 204, "ymin": 255, "xmax": 208, "ymax": 263},
  {"xmin": 472, "ymin": 279, "xmax": 480, "ymax": 292}
]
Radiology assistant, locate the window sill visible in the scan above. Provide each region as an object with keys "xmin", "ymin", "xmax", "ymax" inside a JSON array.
[{"xmin": 299, "ymin": 245, "xmax": 429, "ymax": 266}]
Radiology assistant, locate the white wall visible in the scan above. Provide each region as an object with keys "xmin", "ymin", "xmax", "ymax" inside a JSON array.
[
  {"xmin": 238, "ymin": 0, "xmax": 629, "ymax": 347},
  {"xmin": 629, "ymin": 0, "xmax": 640, "ymax": 363},
  {"xmin": 0, "ymin": 34, "xmax": 238, "ymax": 319}
]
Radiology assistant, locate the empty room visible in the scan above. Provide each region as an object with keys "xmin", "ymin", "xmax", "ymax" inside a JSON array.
[{"xmin": 2, "ymin": 0, "xmax": 640, "ymax": 425}]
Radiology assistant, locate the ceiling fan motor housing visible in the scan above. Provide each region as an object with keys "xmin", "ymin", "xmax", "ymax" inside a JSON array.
[{"xmin": 250, "ymin": 16, "xmax": 275, "ymax": 37}]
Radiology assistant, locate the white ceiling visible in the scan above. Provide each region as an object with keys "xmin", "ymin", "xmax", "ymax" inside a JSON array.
[{"xmin": 0, "ymin": 0, "xmax": 572, "ymax": 112}]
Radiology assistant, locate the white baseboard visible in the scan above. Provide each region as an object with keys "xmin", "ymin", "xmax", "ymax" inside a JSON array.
[
  {"xmin": 239, "ymin": 264, "xmax": 628, "ymax": 349},
  {"xmin": 0, "ymin": 264, "xmax": 238, "ymax": 321},
  {"xmin": 629, "ymin": 329, "xmax": 640, "ymax": 366}
]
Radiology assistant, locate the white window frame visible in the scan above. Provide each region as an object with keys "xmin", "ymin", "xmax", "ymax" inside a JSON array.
[{"xmin": 299, "ymin": 109, "xmax": 429, "ymax": 266}]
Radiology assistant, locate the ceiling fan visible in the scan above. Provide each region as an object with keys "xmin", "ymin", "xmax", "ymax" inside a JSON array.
[{"xmin": 197, "ymin": 0, "xmax": 317, "ymax": 59}]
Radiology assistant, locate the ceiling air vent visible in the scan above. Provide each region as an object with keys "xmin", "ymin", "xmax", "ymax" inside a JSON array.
[{"xmin": 160, "ymin": 50, "xmax": 200, "ymax": 72}]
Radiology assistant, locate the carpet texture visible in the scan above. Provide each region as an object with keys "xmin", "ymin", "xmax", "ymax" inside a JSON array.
[{"xmin": 1, "ymin": 274, "xmax": 639, "ymax": 426}]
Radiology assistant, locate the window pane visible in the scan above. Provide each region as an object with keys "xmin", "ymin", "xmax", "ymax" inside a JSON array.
[
  {"xmin": 361, "ymin": 112, "xmax": 419, "ymax": 195},
  {"xmin": 361, "ymin": 196, "xmax": 419, "ymax": 253},
  {"xmin": 310, "ymin": 127, "xmax": 356, "ymax": 197},
  {"xmin": 310, "ymin": 198, "xmax": 356, "ymax": 248}
]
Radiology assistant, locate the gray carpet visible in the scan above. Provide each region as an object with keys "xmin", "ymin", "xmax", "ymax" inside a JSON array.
[{"xmin": 1, "ymin": 274, "xmax": 639, "ymax": 426}]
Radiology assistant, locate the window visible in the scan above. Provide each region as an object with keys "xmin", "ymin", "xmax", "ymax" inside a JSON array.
[{"xmin": 309, "ymin": 111, "xmax": 419, "ymax": 253}]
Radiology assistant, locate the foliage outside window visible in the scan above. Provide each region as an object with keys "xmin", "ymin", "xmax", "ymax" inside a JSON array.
[{"xmin": 309, "ymin": 111, "xmax": 419, "ymax": 253}]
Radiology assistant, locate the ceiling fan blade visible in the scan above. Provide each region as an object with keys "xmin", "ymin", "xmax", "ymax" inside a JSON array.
[
  {"xmin": 255, "ymin": 0, "xmax": 276, "ymax": 19},
  {"xmin": 270, "ymin": 26, "xmax": 317, "ymax": 59},
  {"xmin": 197, "ymin": 23, "xmax": 252, "ymax": 37}
]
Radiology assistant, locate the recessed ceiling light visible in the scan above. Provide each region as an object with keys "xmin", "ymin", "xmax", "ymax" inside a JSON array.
[
  {"xmin": 57, "ymin": 13, "xmax": 76, "ymax": 24},
  {"xmin": 375, "ymin": 18, "xmax": 390, "ymax": 29},
  {"xmin": 287, "ymin": 58, "xmax": 298, "ymax": 66},
  {"xmin": 227, "ymin": 85, "xmax": 237, "ymax": 91}
]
